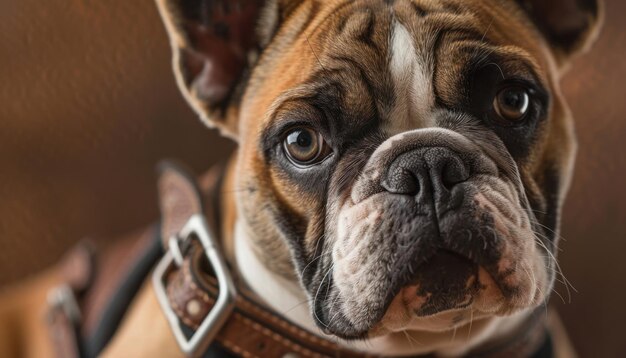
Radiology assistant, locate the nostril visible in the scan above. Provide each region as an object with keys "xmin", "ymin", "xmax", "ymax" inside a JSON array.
[
  {"xmin": 382, "ymin": 148, "xmax": 471, "ymax": 196},
  {"xmin": 382, "ymin": 167, "xmax": 420, "ymax": 195},
  {"xmin": 441, "ymin": 157, "xmax": 470, "ymax": 189}
]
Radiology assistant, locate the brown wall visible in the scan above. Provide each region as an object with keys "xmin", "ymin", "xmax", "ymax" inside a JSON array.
[
  {"xmin": 0, "ymin": 0, "xmax": 624, "ymax": 356},
  {"xmin": 556, "ymin": 1, "xmax": 626, "ymax": 355},
  {"xmin": 0, "ymin": 0, "xmax": 232, "ymax": 284}
]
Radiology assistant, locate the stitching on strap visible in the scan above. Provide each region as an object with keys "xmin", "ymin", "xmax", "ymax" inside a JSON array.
[
  {"xmin": 236, "ymin": 296, "xmax": 336, "ymax": 349},
  {"xmin": 233, "ymin": 314, "xmax": 325, "ymax": 358},
  {"xmin": 220, "ymin": 337, "xmax": 258, "ymax": 358}
]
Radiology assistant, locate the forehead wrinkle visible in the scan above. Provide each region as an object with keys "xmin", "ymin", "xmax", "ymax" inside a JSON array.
[
  {"xmin": 491, "ymin": 45, "xmax": 548, "ymax": 86},
  {"xmin": 294, "ymin": 12, "xmax": 394, "ymax": 135},
  {"xmin": 432, "ymin": 27, "xmax": 551, "ymax": 113},
  {"xmin": 264, "ymin": 2, "xmax": 395, "ymax": 122},
  {"xmin": 260, "ymin": 84, "xmax": 321, "ymax": 131},
  {"xmin": 261, "ymin": 69, "xmax": 364, "ymax": 122},
  {"xmin": 244, "ymin": 1, "xmax": 362, "ymax": 129},
  {"xmin": 440, "ymin": 37, "xmax": 549, "ymax": 91},
  {"xmin": 298, "ymin": 0, "xmax": 362, "ymax": 42},
  {"xmin": 463, "ymin": 0, "xmax": 552, "ymax": 85}
]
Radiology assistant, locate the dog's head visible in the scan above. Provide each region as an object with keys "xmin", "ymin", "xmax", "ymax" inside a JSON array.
[{"xmin": 157, "ymin": 0, "xmax": 601, "ymax": 341}]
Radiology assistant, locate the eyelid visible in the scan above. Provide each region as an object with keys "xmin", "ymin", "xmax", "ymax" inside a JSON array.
[
  {"xmin": 473, "ymin": 51, "xmax": 548, "ymax": 97},
  {"xmin": 260, "ymin": 103, "xmax": 331, "ymax": 155}
]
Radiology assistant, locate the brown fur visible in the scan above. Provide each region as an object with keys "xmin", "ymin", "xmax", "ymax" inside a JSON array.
[
  {"xmin": 212, "ymin": 0, "xmax": 599, "ymax": 275},
  {"xmin": 196, "ymin": 0, "xmax": 601, "ymax": 345},
  {"xmin": 0, "ymin": 0, "xmax": 602, "ymax": 356}
]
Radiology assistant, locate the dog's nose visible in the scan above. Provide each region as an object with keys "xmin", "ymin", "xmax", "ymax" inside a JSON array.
[{"xmin": 381, "ymin": 147, "xmax": 470, "ymax": 196}]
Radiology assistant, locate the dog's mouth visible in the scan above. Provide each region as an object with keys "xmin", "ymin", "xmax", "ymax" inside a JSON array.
[
  {"xmin": 315, "ymin": 249, "xmax": 488, "ymax": 340},
  {"xmin": 318, "ymin": 202, "xmax": 545, "ymax": 341},
  {"xmin": 406, "ymin": 250, "xmax": 480, "ymax": 317}
]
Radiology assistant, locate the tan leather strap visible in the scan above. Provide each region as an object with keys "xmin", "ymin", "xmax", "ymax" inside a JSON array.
[
  {"xmin": 47, "ymin": 288, "xmax": 82, "ymax": 358},
  {"xmin": 46, "ymin": 244, "xmax": 94, "ymax": 358}
]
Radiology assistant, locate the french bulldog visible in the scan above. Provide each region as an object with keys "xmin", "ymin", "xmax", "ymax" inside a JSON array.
[
  {"xmin": 0, "ymin": 0, "xmax": 603, "ymax": 357},
  {"xmin": 153, "ymin": 0, "xmax": 602, "ymax": 356}
]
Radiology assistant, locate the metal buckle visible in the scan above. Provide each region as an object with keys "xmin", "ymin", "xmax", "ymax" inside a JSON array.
[{"xmin": 152, "ymin": 214, "xmax": 236, "ymax": 357}]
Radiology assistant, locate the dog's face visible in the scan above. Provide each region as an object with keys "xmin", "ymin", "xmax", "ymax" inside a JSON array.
[{"xmin": 158, "ymin": 0, "xmax": 600, "ymax": 341}]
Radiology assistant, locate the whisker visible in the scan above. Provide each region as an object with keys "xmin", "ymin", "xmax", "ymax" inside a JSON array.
[
  {"xmin": 450, "ymin": 325, "xmax": 458, "ymax": 343},
  {"xmin": 531, "ymin": 227, "xmax": 577, "ymax": 304},
  {"xmin": 281, "ymin": 298, "xmax": 313, "ymax": 316},
  {"xmin": 403, "ymin": 330, "xmax": 422, "ymax": 348},
  {"xmin": 466, "ymin": 309, "xmax": 474, "ymax": 341},
  {"xmin": 313, "ymin": 263, "xmax": 335, "ymax": 327},
  {"xmin": 300, "ymin": 234, "xmax": 330, "ymax": 277}
]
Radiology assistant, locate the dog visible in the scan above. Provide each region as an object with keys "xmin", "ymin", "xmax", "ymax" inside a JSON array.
[{"xmin": 0, "ymin": 0, "xmax": 602, "ymax": 357}]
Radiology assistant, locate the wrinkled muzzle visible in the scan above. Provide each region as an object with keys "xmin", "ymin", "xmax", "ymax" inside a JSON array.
[{"xmin": 320, "ymin": 128, "xmax": 550, "ymax": 338}]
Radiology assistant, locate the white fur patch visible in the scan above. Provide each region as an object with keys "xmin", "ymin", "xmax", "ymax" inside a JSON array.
[
  {"xmin": 387, "ymin": 21, "xmax": 435, "ymax": 135},
  {"xmin": 234, "ymin": 221, "xmax": 320, "ymax": 333}
]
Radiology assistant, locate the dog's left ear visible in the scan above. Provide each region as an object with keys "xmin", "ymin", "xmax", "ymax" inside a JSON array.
[
  {"xmin": 516, "ymin": 0, "xmax": 603, "ymax": 67},
  {"xmin": 156, "ymin": 0, "xmax": 267, "ymax": 140}
]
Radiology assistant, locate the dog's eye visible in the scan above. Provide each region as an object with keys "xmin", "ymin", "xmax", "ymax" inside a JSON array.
[
  {"xmin": 283, "ymin": 127, "xmax": 330, "ymax": 166},
  {"xmin": 493, "ymin": 86, "xmax": 530, "ymax": 121}
]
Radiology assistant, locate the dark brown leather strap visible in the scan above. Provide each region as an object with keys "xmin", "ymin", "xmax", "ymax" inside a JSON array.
[{"xmin": 164, "ymin": 243, "xmax": 372, "ymax": 358}]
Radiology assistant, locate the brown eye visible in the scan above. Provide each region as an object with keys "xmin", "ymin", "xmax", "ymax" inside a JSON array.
[
  {"xmin": 493, "ymin": 86, "xmax": 530, "ymax": 121},
  {"xmin": 283, "ymin": 127, "xmax": 330, "ymax": 165}
]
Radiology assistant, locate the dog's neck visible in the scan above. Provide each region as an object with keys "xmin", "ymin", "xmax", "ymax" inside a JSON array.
[{"xmin": 232, "ymin": 220, "xmax": 533, "ymax": 357}]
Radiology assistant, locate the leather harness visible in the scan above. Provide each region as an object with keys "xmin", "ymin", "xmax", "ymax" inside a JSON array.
[{"xmin": 45, "ymin": 161, "xmax": 554, "ymax": 358}]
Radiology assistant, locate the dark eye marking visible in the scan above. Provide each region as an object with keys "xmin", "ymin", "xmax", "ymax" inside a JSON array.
[{"xmin": 467, "ymin": 60, "xmax": 549, "ymax": 159}]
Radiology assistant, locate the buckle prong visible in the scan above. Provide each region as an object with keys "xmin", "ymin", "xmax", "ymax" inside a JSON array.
[
  {"xmin": 152, "ymin": 215, "xmax": 236, "ymax": 357},
  {"xmin": 168, "ymin": 236, "xmax": 185, "ymax": 267}
]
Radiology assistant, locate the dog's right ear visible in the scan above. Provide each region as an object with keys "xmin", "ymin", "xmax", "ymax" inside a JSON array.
[{"xmin": 156, "ymin": 0, "xmax": 274, "ymax": 140}]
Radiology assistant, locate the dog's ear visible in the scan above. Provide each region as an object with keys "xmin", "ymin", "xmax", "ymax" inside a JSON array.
[
  {"xmin": 156, "ymin": 0, "xmax": 272, "ymax": 139},
  {"xmin": 517, "ymin": 0, "xmax": 603, "ymax": 67}
]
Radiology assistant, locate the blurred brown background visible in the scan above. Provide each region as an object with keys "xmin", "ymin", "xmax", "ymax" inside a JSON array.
[{"xmin": 0, "ymin": 0, "xmax": 624, "ymax": 356}]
